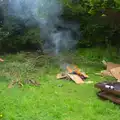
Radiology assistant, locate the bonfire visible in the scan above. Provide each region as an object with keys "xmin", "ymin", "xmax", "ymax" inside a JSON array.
[{"xmin": 57, "ymin": 65, "xmax": 91, "ymax": 84}]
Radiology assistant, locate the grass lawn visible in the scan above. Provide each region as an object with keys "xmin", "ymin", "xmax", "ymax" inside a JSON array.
[{"xmin": 0, "ymin": 48, "xmax": 120, "ymax": 120}]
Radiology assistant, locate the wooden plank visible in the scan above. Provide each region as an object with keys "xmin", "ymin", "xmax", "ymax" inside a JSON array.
[
  {"xmin": 67, "ymin": 74, "xmax": 84, "ymax": 84},
  {"xmin": 110, "ymin": 67, "xmax": 120, "ymax": 81}
]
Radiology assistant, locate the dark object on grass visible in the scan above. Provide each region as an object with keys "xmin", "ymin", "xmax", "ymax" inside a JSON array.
[
  {"xmin": 95, "ymin": 81, "xmax": 120, "ymax": 95},
  {"xmin": 24, "ymin": 79, "xmax": 40, "ymax": 86},
  {"xmin": 97, "ymin": 91, "xmax": 120, "ymax": 104},
  {"xmin": 95, "ymin": 81, "xmax": 120, "ymax": 104},
  {"xmin": 58, "ymin": 84, "xmax": 63, "ymax": 87}
]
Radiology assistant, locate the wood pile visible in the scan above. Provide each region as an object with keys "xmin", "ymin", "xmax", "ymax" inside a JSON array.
[{"xmin": 57, "ymin": 65, "xmax": 90, "ymax": 84}]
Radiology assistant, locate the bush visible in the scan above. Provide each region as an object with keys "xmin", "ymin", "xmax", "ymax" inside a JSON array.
[
  {"xmin": 62, "ymin": 0, "xmax": 120, "ymax": 47},
  {"xmin": 0, "ymin": 26, "xmax": 43, "ymax": 53},
  {"xmin": 0, "ymin": 0, "xmax": 120, "ymax": 53}
]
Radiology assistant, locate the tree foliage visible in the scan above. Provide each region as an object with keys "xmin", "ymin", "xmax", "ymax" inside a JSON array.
[
  {"xmin": 62, "ymin": 0, "xmax": 120, "ymax": 47},
  {"xmin": 0, "ymin": 0, "xmax": 120, "ymax": 53}
]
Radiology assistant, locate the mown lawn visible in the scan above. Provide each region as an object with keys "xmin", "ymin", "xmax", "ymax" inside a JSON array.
[{"xmin": 0, "ymin": 48, "xmax": 120, "ymax": 120}]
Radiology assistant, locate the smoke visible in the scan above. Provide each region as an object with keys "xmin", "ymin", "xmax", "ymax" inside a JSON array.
[{"xmin": 7, "ymin": 0, "xmax": 80, "ymax": 54}]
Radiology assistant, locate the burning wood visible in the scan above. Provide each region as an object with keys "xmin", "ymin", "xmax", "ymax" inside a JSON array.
[
  {"xmin": 67, "ymin": 74, "xmax": 84, "ymax": 84},
  {"xmin": 57, "ymin": 65, "xmax": 89, "ymax": 84}
]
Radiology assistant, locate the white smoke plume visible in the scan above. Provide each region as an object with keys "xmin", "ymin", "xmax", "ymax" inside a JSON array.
[{"xmin": 7, "ymin": 0, "xmax": 80, "ymax": 54}]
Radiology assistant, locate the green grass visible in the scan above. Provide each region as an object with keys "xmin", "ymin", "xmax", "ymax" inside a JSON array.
[{"xmin": 0, "ymin": 48, "xmax": 120, "ymax": 120}]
